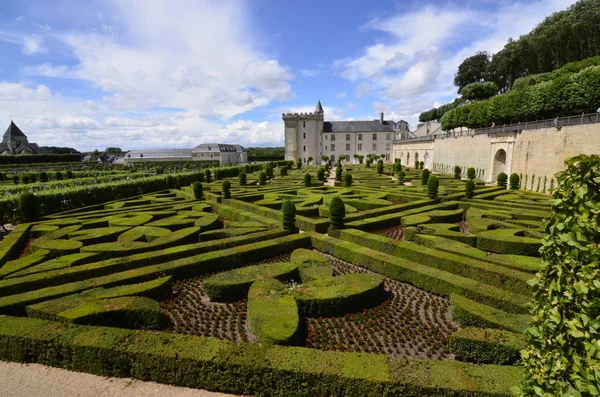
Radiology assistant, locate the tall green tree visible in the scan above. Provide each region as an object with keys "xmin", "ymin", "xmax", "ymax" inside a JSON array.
[{"xmin": 454, "ymin": 52, "xmax": 491, "ymax": 91}]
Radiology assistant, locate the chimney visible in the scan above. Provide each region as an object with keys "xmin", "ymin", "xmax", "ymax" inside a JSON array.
[{"xmin": 380, "ymin": 112, "xmax": 384, "ymax": 124}]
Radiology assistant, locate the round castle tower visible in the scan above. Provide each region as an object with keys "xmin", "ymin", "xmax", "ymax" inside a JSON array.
[{"xmin": 283, "ymin": 101, "xmax": 324, "ymax": 165}]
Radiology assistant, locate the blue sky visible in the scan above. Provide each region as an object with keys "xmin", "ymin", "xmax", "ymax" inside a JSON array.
[{"xmin": 0, "ymin": 0, "xmax": 577, "ymax": 151}]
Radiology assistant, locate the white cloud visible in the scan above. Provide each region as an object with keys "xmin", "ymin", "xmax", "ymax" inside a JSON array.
[
  {"xmin": 336, "ymin": 0, "xmax": 578, "ymax": 130},
  {"xmin": 25, "ymin": 63, "xmax": 70, "ymax": 78},
  {"xmin": 22, "ymin": 35, "xmax": 44, "ymax": 54},
  {"xmin": 336, "ymin": 91, "xmax": 347, "ymax": 98},
  {"xmin": 355, "ymin": 82, "xmax": 372, "ymax": 98},
  {"xmin": 301, "ymin": 69, "xmax": 319, "ymax": 77}
]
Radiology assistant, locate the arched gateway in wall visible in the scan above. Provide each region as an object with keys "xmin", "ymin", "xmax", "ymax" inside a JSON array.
[{"xmin": 492, "ymin": 149, "xmax": 507, "ymax": 179}]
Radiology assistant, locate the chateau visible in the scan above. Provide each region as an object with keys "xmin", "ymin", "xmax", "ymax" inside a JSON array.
[{"xmin": 283, "ymin": 101, "xmax": 409, "ymax": 165}]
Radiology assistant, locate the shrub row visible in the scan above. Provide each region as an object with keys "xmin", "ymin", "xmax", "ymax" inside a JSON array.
[
  {"xmin": 0, "ymin": 154, "xmax": 81, "ymax": 164},
  {"xmin": 450, "ymin": 294, "xmax": 530, "ymax": 334},
  {"xmin": 450, "ymin": 328, "xmax": 526, "ymax": 365},
  {"xmin": 310, "ymin": 234, "xmax": 529, "ymax": 314},
  {"xmin": 0, "ymin": 224, "xmax": 32, "ymax": 267},
  {"xmin": 332, "ymin": 229, "xmax": 532, "ymax": 296},
  {"xmin": 0, "ymin": 315, "xmax": 524, "ymax": 396}
]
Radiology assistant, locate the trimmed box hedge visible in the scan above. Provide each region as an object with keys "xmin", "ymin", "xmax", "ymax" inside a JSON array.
[
  {"xmin": 0, "ymin": 315, "xmax": 524, "ymax": 396},
  {"xmin": 450, "ymin": 328, "xmax": 526, "ymax": 365}
]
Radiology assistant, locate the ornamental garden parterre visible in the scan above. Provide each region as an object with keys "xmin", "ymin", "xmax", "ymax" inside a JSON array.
[{"xmin": 0, "ymin": 160, "xmax": 575, "ymax": 396}]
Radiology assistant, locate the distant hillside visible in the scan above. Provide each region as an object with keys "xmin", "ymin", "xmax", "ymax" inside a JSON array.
[{"xmin": 247, "ymin": 147, "xmax": 284, "ymax": 162}]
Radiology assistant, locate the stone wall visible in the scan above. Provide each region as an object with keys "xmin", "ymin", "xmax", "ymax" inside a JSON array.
[{"xmin": 393, "ymin": 122, "xmax": 600, "ymax": 186}]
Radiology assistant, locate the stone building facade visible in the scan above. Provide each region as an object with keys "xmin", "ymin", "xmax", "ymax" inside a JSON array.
[
  {"xmin": 125, "ymin": 144, "xmax": 247, "ymax": 166},
  {"xmin": 284, "ymin": 101, "xmax": 408, "ymax": 165}
]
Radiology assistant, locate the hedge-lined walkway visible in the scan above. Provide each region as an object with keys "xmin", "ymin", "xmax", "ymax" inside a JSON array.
[{"xmin": 0, "ymin": 361, "xmax": 244, "ymax": 397}]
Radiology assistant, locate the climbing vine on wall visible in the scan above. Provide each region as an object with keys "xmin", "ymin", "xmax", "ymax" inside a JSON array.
[{"xmin": 518, "ymin": 154, "xmax": 600, "ymax": 396}]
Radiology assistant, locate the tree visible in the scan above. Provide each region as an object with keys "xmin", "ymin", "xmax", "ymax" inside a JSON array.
[
  {"xmin": 427, "ymin": 176, "xmax": 439, "ymax": 199},
  {"xmin": 397, "ymin": 170, "xmax": 406, "ymax": 185},
  {"xmin": 394, "ymin": 161, "xmax": 402, "ymax": 173},
  {"xmin": 193, "ymin": 182, "xmax": 203, "ymax": 199},
  {"xmin": 509, "ymin": 173, "xmax": 520, "ymax": 190},
  {"xmin": 358, "ymin": 155, "xmax": 364, "ymax": 164},
  {"xmin": 421, "ymin": 169, "xmax": 430, "ymax": 185},
  {"xmin": 258, "ymin": 171, "xmax": 267, "ymax": 185},
  {"xmin": 307, "ymin": 156, "xmax": 313, "ymax": 165},
  {"xmin": 454, "ymin": 166, "xmax": 462, "ymax": 179},
  {"xmin": 92, "ymin": 149, "xmax": 101, "ymax": 160},
  {"xmin": 497, "ymin": 172, "xmax": 508, "ymax": 188},
  {"xmin": 281, "ymin": 200, "xmax": 297, "ymax": 232},
  {"xmin": 329, "ymin": 196, "xmax": 345, "ymax": 229},
  {"xmin": 467, "ymin": 167, "xmax": 476, "ymax": 180},
  {"xmin": 239, "ymin": 172, "xmax": 247, "ymax": 186},
  {"xmin": 454, "ymin": 52, "xmax": 491, "ymax": 91},
  {"xmin": 465, "ymin": 180, "xmax": 475, "ymax": 198},
  {"xmin": 459, "ymin": 81, "xmax": 499, "ymax": 101},
  {"xmin": 344, "ymin": 173, "xmax": 352, "ymax": 187},
  {"xmin": 317, "ymin": 167, "xmax": 325, "ymax": 182},
  {"xmin": 376, "ymin": 160, "xmax": 384, "ymax": 175},
  {"xmin": 19, "ymin": 192, "xmax": 38, "ymax": 222},
  {"xmin": 339, "ymin": 154, "xmax": 346, "ymax": 162},
  {"xmin": 279, "ymin": 166, "xmax": 288, "ymax": 177},
  {"xmin": 204, "ymin": 169, "xmax": 211, "ymax": 183},
  {"xmin": 519, "ymin": 154, "xmax": 600, "ymax": 396},
  {"xmin": 296, "ymin": 158, "xmax": 302, "ymax": 169},
  {"xmin": 335, "ymin": 166, "xmax": 343, "ymax": 182},
  {"xmin": 221, "ymin": 180, "xmax": 231, "ymax": 199},
  {"xmin": 104, "ymin": 147, "xmax": 123, "ymax": 155},
  {"xmin": 303, "ymin": 173, "xmax": 312, "ymax": 187},
  {"xmin": 321, "ymin": 155, "xmax": 329, "ymax": 162}
]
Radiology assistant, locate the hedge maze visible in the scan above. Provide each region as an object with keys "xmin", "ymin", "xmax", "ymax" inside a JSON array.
[{"xmin": 0, "ymin": 162, "xmax": 553, "ymax": 396}]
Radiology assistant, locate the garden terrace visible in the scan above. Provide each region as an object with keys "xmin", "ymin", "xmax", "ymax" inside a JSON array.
[{"xmin": 0, "ymin": 164, "xmax": 552, "ymax": 396}]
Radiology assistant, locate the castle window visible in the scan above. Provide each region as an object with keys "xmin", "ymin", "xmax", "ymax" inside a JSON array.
[
  {"xmin": 358, "ymin": 134, "xmax": 362, "ymax": 141},
  {"xmin": 372, "ymin": 143, "xmax": 377, "ymax": 150},
  {"xmin": 325, "ymin": 146, "xmax": 327, "ymax": 150},
  {"xmin": 303, "ymin": 146, "xmax": 306, "ymax": 152},
  {"xmin": 331, "ymin": 134, "xmax": 336, "ymax": 141},
  {"xmin": 303, "ymin": 133, "xmax": 306, "ymax": 139},
  {"xmin": 331, "ymin": 144, "xmax": 336, "ymax": 151},
  {"xmin": 373, "ymin": 133, "xmax": 377, "ymax": 140},
  {"xmin": 386, "ymin": 143, "xmax": 391, "ymax": 150},
  {"xmin": 303, "ymin": 122, "xmax": 306, "ymax": 128},
  {"xmin": 358, "ymin": 143, "xmax": 363, "ymax": 151},
  {"xmin": 346, "ymin": 134, "xmax": 350, "ymax": 141},
  {"xmin": 386, "ymin": 153, "xmax": 390, "ymax": 161},
  {"xmin": 346, "ymin": 143, "xmax": 350, "ymax": 151},
  {"xmin": 325, "ymin": 135, "xmax": 327, "ymax": 140}
]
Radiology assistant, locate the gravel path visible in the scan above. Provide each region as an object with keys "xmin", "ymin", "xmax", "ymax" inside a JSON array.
[{"xmin": 0, "ymin": 361, "xmax": 244, "ymax": 397}]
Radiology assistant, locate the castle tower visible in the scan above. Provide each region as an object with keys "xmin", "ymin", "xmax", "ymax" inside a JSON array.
[{"xmin": 283, "ymin": 100, "xmax": 324, "ymax": 165}]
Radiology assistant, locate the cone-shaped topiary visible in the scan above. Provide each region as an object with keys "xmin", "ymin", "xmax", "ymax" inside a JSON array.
[
  {"xmin": 192, "ymin": 182, "xmax": 203, "ymax": 199},
  {"xmin": 497, "ymin": 172, "xmax": 508, "ymax": 188},
  {"xmin": 335, "ymin": 166, "xmax": 343, "ymax": 181},
  {"xmin": 394, "ymin": 161, "xmax": 402, "ymax": 173},
  {"xmin": 427, "ymin": 175, "xmax": 439, "ymax": 199},
  {"xmin": 344, "ymin": 172, "xmax": 352, "ymax": 187},
  {"xmin": 238, "ymin": 172, "xmax": 247, "ymax": 186},
  {"xmin": 19, "ymin": 192, "xmax": 38, "ymax": 222},
  {"xmin": 258, "ymin": 171, "xmax": 267, "ymax": 185},
  {"xmin": 281, "ymin": 200, "xmax": 297, "ymax": 232},
  {"xmin": 54, "ymin": 171, "xmax": 63, "ymax": 181},
  {"xmin": 454, "ymin": 166, "xmax": 461, "ymax": 179},
  {"xmin": 222, "ymin": 180, "xmax": 231, "ymax": 199},
  {"xmin": 215, "ymin": 169, "xmax": 223, "ymax": 181},
  {"xmin": 465, "ymin": 180, "xmax": 475, "ymax": 198},
  {"xmin": 397, "ymin": 170, "xmax": 406, "ymax": 185},
  {"xmin": 317, "ymin": 167, "xmax": 325, "ymax": 181},
  {"xmin": 376, "ymin": 160, "xmax": 384, "ymax": 175},
  {"xmin": 509, "ymin": 173, "xmax": 520, "ymax": 190},
  {"xmin": 204, "ymin": 169, "xmax": 211, "ymax": 183},
  {"xmin": 296, "ymin": 158, "xmax": 302, "ymax": 169},
  {"xmin": 421, "ymin": 169, "xmax": 430, "ymax": 185},
  {"xmin": 467, "ymin": 167, "xmax": 476, "ymax": 180},
  {"xmin": 66, "ymin": 170, "xmax": 73, "ymax": 179},
  {"xmin": 419, "ymin": 161, "xmax": 424, "ymax": 170},
  {"xmin": 304, "ymin": 173, "xmax": 312, "ymax": 187},
  {"xmin": 279, "ymin": 166, "xmax": 287, "ymax": 177},
  {"xmin": 329, "ymin": 196, "xmax": 345, "ymax": 229}
]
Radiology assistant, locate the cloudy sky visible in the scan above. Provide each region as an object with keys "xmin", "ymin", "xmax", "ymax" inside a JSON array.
[{"xmin": 0, "ymin": 0, "xmax": 576, "ymax": 151}]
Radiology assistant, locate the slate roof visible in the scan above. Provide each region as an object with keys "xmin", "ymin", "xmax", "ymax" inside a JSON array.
[
  {"xmin": 192, "ymin": 143, "xmax": 237, "ymax": 153},
  {"xmin": 3, "ymin": 121, "xmax": 27, "ymax": 139},
  {"xmin": 324, "ymin": 120, "xmax": 396, "ymax": 133}
]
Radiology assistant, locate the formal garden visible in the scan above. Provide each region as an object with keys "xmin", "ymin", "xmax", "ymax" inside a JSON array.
[{"xmin": 0, "ymin": 155, "xmax": 596, "ymax": 396}]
